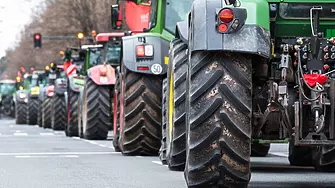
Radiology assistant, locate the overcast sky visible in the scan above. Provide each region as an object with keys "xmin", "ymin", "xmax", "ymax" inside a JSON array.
[{"xmin": 0, "ymin": 0, "xmax": 44, "ymax": 58}]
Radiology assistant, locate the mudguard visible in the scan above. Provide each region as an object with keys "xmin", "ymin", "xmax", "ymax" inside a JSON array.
[
  {"xmin": 87, "ymin": 64, "xmax": 116, "ymax": 85},
  {"xmin": 122, "ymin": 34, "xmax": 169, "ymax": 75},
  {"xmin": 54, "ymin": 78, "xmax": 67, "ymax": 95},
  {"xmin": 15, "ymin": 90, "xmax": 29, "ymax": 103},
  {"xmin": 189, "ymin": 0, "xmax": 271, "ymax": 58},
  {"xmin": 69, "ymin": 76, "xmax": 85, "ymax": 92},
  {"xmin": 175, "ymin": 20, "xmax": 189, "ymax": 45}
]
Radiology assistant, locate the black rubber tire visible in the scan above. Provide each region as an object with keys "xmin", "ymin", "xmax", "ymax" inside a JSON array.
[
  {"xmin": 82, "ymin": 77, "xmax": 112, "ymax": 140},
  {"xmin": 113, "ymin": 71, "xmax": 121, "ymax": 152},
  {"xmin": 166, "ymin": 39, "xmax": 188, "ymax": 171},
  {"xmin": 251, "ymin": 143, "xmax": 270, "ymax": 157},
  {"xmin": 159, "ymin": 78, "xmax": 168, "ymax": 164},
  {"xmin": 15, "ymin": 102, "xmax": 28, "ymax": 124},
  {"xmin": 314, "ymin": 146, "xmax": 335, "ymax": 171},
  {"xmin": 77, "ymin": 91, "xmax": 84, "ymax": 138},
  {"xmin": 38, "ymin": 100, "xmax": 43, "ymax": 127},
  {"xmin": 42, "ymin": 98, "xmax": 52, "ymax": 128},
  {"xmin": 119, "ymin": 69, "xmax": 162, "ymax": 156},
  {"xmin": 27, "ymin": 98, "xmax": 39, "ymax": 125},
  {"xmin": 51, "ymin": 94, "xmax": 67, "ymax": 130},
  {"xmin": 67, "ymin": 90, "xmax": 79, "ymax": 137},
  {"xmin": 185, "ymin": 51, "xmax": 252, "ymax": 188}
]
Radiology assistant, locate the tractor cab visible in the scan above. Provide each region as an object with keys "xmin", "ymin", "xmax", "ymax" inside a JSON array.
[
  {"xmin": 0, "ymin": 79, "xmax": 16, "ymax": 96},
  {"xmin": 95, "ymin": 33, "xmax": 123, "ymax": 67}
]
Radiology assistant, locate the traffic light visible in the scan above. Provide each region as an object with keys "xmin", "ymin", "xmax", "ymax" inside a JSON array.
[
  {"xmin": 77, "ymin": 32, "xmax": 84, "ymax": 39},
  {"xmin": 33, "ymin": 33, "xmax": 42, "ymax": 48}
]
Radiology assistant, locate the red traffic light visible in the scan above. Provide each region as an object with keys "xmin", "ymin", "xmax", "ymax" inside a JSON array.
[{"xmin": 35, "ymin": 34, "xmax": 40, "ymax": 40}]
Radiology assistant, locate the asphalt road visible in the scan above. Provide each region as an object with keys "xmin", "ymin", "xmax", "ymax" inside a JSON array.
[{"xmin": 0, "ymin": 118, "xmax": 334, "ymax": 188}]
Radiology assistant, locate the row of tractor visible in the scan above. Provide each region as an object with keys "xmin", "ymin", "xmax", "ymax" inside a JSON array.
[{"xmin": 13, "ymin": 0, "xmax": 335, "ymax": 187}]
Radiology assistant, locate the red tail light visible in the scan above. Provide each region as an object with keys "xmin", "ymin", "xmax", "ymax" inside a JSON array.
[
  {"xmin": 136, "ymin": 46, "xmax": 145, "ymax": 57},
  {"xmin": 219, "ymin": 8, "xmax": 234, "ymax": 23},
  {"xmin": 218, "ymin": 24, "xmax": 228, "ymax": 33},
  {"xmin": 137, "ymin": 66, "xmax": 149, "ymax": 71}
]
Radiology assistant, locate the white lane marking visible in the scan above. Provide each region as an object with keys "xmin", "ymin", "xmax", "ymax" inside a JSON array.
[
  {"xmin": 15, "ymin": 155, "xmax": 80, "ymax": 158},
  {"xmin": 72, "ymin": 137, "xmax": 80, "ymax": 140},
  {"xmin": 0, "ymin": 133, "xmax": 2, "ymax": 135},
  {"xmin": 40, "ymin": 133, "xmax": 55, "ymax": 136},
  {"xmin": 98, "ymin": 144, "xmax": 108, "ymax": 147},
  {"xmin": 15, "ymin": 130, "xmax": 22, "ymax": 133},
  {"xmin": 13, "ymin": 133, "xmax": 28, "ymax": 136},
  {"xmin": 59, "ymin": 155, "xmax": 79, "ymax": 158},
  {"xmin": 136, "ymin": 156, "xmax": 143, "ymax": 158},
  {"xmin": 0, "ymin": 152, "xmax": 116, "ymax": 156},
  {"xmin": 269, "ymin": 152, "xmax": 289, "ymax": 157},
  {"xmin": 152, "ymin": 161, "xmax": 163, "ymax": 165},
  {"xmin": 9, "ymin": 125, "xmax": 14, "ymax": 128}
]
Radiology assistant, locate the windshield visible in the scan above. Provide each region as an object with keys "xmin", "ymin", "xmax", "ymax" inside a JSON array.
[
  {"xmin": 148, "ymin": 0, "xmax": 158, "ymax": 29},
  {"xmin": 89, "ymin": 50, "xmax": 101, "ymax": 66},
  {"xmin": 105, "ymin": 44, "xmax": 121, "ymax": 64},
  {"xmin": 30, "ymin": 78, "xmax": 38, "ymax": 87},
  {"xmin": 279, "ymin": 3, "xmax": 335, "ymax": 20},
  {"xmin": 0, "ymin": 84, "xmax": 15, "ymax": 94},
  {"xmin": 164, "ymin": 0, "xmax": 192, "ymax": 34}
]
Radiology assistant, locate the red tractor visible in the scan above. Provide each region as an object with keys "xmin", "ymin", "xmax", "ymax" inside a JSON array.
[{"xmin": 78, "ymin": 32, "xmax": 124, "ymax": 140}]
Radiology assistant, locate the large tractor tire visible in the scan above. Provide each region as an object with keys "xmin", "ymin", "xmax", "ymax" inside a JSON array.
[
  {"xmin": 51, "ymin": 94, "xmax": 67, "ymax": 130},
  {"xmin": 67, "ymin": 90, "xmax": 79, "ymax": 137},
  {"xmin": 119, "ymin": 69, "xmax": 162, "ymax": 156},
  {"xmin": 38, "ymin": 100, "xmax": 43, "ymax": 127},
  {"xmin": 185, "ymin": 51, "xmax": 252, "ymax": 188},
  {"xmin": 82, "ymin": 77, "xmax": 112, "ymax": 140},
  {"xmin": 113, "ymin": 71, "xmax": 121, "ymax": 152},
  {"xmin": 251, "ymin": 143, "xmax": 270, "ymax": 157},
  {"xmin": 314, "ymin": 146, "xmax": 335, "ymax": 171},
  {"xmin": 15, "ymin": 102, "xmax": 28, "ymax": 124},
  {"xmin": 42, "ymin": 98, "xmax": 52, "ymax": 128},
  {"xmin": 166, "ymin": 39, "xmax": 187, "ymax": 171},
  {"xmin": 288, "ymin": 138, "xmax": 313, "ymax": 166},
  {"xmin": 159, "ymin": 78, "xmax": 168, "ymax": 164},
  {"xmin": 27, "ymin": 98, "xmax": 39, "ymax": 125}
]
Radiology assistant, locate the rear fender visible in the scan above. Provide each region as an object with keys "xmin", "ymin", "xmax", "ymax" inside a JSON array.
[
  {"xmin": 87, "ymin": 64, "xmax": 116, "ymax": 85},
  {"xmin": 69, "ymin": 76, "xmax": 84, "ymax": 92},
  {"xmin": 55, "ymin": 78, "xmax": 67, "ymax": 95},
  {"xmin": 122, "ymin": 34, "xmax": 169, "ymax": 75},
  {"xmin": 189, "ymin": 0, "xmax": 271, "ymax": 58}
]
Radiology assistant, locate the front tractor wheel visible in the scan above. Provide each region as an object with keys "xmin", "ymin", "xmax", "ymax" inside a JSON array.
[
  {"xmin": 251, "ymin": 143, "xmax": 270, "ymax": 157},
  {"xmin": 185, "ymin": 51, "xmax": 252, "ymax": 188},
  {"xmin": 51, "ymin": 94, "xmax": 67, "ymax": 130},
  {"xmin": 119, "ymin": 70, "xmax": 162, "ymax": 156},
  {"xmin": 314, "ymin": 146, "xmax": 335, "ymax": 172},
  {"xmin": 82, "ymin": 77, "xmax": 112, "ymax": 140}
]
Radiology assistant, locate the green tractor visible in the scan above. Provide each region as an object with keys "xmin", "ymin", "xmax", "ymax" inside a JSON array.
[
  {"xmin": 0, "ymin": 79, "xmax": 16, "ymax": 117},
  {"xmin": 111, "ymin": 0, "xmax": 166, "ymax": 155},
  {"xmin": 26, "ymin": 70, "xmax": 45, "ymax": 125},
  {"xmin": 39, "ymin": 62, "xmax": 62, "ymax": 129},
  {"xmin": 67, "ymin": 44, "xmax": 101, "ymax": 137},
  {"xmin": 15, "ymin": 73, "xmax": 32, "ymax": 124},
  {"xmin": 161, "ymin": 0, "xmax": 335, "ymax": 187},
  {"xmin": 77, "ymin": 33, "xmax": 123, "ymax": 140}
]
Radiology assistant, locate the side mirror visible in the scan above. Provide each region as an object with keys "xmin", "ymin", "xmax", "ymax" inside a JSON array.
[
  {"xmin": 111, "ymin": 4, "xmax": 123, "ymax": 30},
  {"xmin": 224, "ymin": 0, "xmax": 236, "ymax": 5}
]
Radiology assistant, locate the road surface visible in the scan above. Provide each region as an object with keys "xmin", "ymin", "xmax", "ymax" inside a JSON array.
[{"xmin": 0, "ymin": 119, "xmax": 334, "ymax": 188}]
